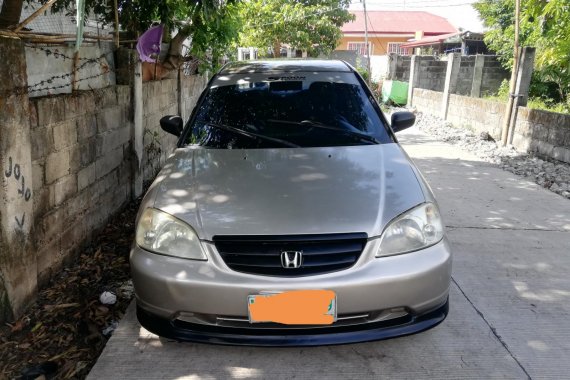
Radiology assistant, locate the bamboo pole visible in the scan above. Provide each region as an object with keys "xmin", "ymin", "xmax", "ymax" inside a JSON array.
[{"xmin": 14, "ymin": 0, "xmax": 58, "ymax": 32}]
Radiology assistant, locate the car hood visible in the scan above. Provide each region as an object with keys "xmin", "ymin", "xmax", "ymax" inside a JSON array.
[{"xmin": 151, "ymin": 144, "xmax": 425, "ymax": 240}]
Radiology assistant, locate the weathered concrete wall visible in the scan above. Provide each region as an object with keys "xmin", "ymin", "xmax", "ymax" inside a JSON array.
[
  {"xmin": 390, "ymin": 54, "xmax": 508, "ymax": 96},
  {"xmin": 411, "ymin": 89, "xmax": 444, "ymax": 116},
  {"xmin": 25, "ymin": 43, "xmax": 116, "ymax": 98},
  {"xmin": 447, "ymin": 94, "xmax": 507, "ymax": 138},
  {"xmin": 388, "ymin": 54, "xmax": 412, "ymax": 82},
  {"xmin": 0, "ymin": 37, "xmax": 36, "ymax": 321},
  {"xmin": 141, "ymin": 79, "xmax": 178, "ymax": 181},
  {"xmin": 457, "ymin": 56, "xmax": 476, "ymax": 96},
  {"xmin": 412, "ymin": 88, "xmax": 570, "ymax": 164},
  {"xmin": 180, "ymin": 74, "xmax": 208, "ymax": 123},
  {"xmin": 29, "ymin": 87, "xmax": 133, "ymax": 283},
  {"xmin": 514, "ymin": 108, "xmax": 570, "ymax": 163},
  {"xmin": 416, "ymin": 59, "xmax": 447, "ymax": 92},
  {"xmin": 481, "ymin": 58, "xmax": 509, "ymax": 96},
  {"xmin": 0, "ymin": 38, "xmax": 208, "ymax": 322}
]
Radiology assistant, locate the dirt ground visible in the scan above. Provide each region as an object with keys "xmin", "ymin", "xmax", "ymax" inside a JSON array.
[{"xmin": 0, "ymin": 197, "xmax": 140, "ymax": 380}]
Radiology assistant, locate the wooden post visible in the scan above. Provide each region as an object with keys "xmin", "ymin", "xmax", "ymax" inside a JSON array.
[
  {"xmin": 507, "ymin": 47, "xmax": 536, "ymax": 145},
  {"xmin": 114, "ymin": 0, "xmax": 120, "ymax": 48},
  {"xmin": 501, "ymin": 0, "xmax": 521, "ymax": 146}
]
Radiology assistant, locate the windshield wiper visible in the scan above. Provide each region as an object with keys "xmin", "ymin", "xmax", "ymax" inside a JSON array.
[
  {"xmin": 298, "ymin": 120, "xmax": 381, "ymax": 145},
  {"xmin": 206, "ymin": 123, "xmax": 300, "ymax": 148},
  {"xmin": 268, "ymin": 119, "xmax": 380, "ymax": 145}
]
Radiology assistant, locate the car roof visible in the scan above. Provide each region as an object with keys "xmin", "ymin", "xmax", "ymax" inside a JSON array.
[{"xmin": 219, "ymin": 60, "xmax": 353, "ymax": 75}]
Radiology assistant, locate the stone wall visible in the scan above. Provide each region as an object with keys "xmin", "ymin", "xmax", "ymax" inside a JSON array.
[{"xmin": 412, "ymin": 88, "xmax": 570, "ymax": 164}]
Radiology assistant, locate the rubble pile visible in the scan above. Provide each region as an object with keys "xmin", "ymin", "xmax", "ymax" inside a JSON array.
[{"xmin": 408, "ymin": 110, "xmax": 570, "ymax": 200}]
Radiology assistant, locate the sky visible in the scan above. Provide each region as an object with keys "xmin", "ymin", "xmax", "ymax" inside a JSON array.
[{"xmin": 349, "ymin": 0, "xmax": 484, "ymax": 33}]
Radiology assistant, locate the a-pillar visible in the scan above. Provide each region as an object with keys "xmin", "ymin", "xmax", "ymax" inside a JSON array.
[{"xmin": 0, "ymin": 36, "xmax": 36, "ymax": 322}]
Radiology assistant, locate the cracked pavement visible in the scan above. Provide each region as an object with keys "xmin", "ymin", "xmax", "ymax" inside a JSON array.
[{"xmin": 88, "ymin": 128, "xmax": 570, "ymax": 379}]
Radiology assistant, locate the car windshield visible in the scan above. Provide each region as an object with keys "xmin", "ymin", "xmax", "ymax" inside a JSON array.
[{"xmin": 183, "ymin": 73, "xmax": 392, "ymax": 148}]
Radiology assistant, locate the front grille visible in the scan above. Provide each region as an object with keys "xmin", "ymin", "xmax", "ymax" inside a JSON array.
[{"xmin": 213, "ymin": 233, "xmax": 368, "ymax": 276}]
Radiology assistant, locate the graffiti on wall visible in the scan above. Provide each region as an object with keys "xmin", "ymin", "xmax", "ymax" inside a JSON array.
[{"xmin": 4, "ymin": 156, "xmax": 32, "ymax": 230}]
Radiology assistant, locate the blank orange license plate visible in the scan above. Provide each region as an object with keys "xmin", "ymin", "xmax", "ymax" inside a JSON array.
[{"xmin": 248, "ymin": 290, "xmax": 336, "ymax": 325}]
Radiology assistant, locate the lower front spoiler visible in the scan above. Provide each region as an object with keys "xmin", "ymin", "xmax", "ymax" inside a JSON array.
[{"xmin": 136, "ymin": 299, "xmax": 449, "ymax": 347}]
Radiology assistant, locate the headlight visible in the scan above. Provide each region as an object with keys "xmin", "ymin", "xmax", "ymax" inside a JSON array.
[
  {"xmin": 135, "ymin": 208, "xmax": 207, "ymax": 260},
  {"xmin": 377, "ymin": 202, "xmax": 444, "ymax": 257}
]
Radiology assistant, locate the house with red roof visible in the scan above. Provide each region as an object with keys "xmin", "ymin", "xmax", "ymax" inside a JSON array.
[{"xmin": 337, "ymin": 11, "xmax": 457, "ymax": 56}]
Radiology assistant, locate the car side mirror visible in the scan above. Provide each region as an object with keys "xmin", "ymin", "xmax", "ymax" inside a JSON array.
[
  {"xmin": 391, "ymin": 111, "xmax": 416, "ymax": 133},
  {"xmin": 160, "ymin": 115, "xmax": 183, "ymax": 137}
]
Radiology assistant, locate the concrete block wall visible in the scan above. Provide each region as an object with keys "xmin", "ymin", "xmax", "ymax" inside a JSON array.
[
  {"xmin": 180, "ymin": 74, "xmax": 208, "ymax": 122},
  {"xmin": 411, "ymin": 89, "xmax": 444, "ymax": 115},
  {"xmin": 390, "ymin": 54, "xmax": 508, "ymax": 97},
  {"xmin": 29, "ymin": 87, "xmax": 133, "ymax": 283},
  {"xmin": 0, "ymin": 37, "xmax": 208, "ymax": 323},
  {"xmin": 481, "ymin": 58, "xmax": 509, "ymax": 96},
  {"xmin": 456, "ymin": 56, "xmax": 476, "ymax": 96},
  {"xmin": 514, "ymin": 108, "xmax": 570, "ymax": 163},
  {"xmin": 395, "ymin": 56, "xmax": 411, "ymax": 82},
  {"xmin": 446, "ymin": 94, "xmax": 506, "ymax": 138},
  {"xmin": 416, "ymin": 59, "xmax": 448, "ymax": 92},
  {"xmin": 141, "ymin": 79, "xmax": 179, "ymax": 181}
]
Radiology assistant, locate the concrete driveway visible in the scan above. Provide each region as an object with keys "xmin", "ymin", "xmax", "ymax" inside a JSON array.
[{"xmin": 88, "ymin": 129, "xmax": 570, "ymax": 379}]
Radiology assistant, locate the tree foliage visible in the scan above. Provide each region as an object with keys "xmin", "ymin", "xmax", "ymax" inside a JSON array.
[
  {"xmin": 474, "ymin": 0, "xmax": 570, "ymax": 102},
  {"xmin": 0, "ymin": 0, "xmax": 241, "ymax": 71},
  {"xmin": 238, "ymin": 0, "xmax": 353, "ymax": 57}
]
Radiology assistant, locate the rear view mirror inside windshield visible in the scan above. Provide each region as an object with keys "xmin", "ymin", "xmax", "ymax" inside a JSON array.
[{"xmin": 270, "ymin": 81, "xmax": 303, "ymax": 92}]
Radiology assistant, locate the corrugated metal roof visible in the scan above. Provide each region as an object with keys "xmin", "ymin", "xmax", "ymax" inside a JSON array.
[
  {"xmin": 401, "ymin": 32, "xmax": 461, "ymax": 48},
  {"xmin": 342, "ymin": 11, "xmax": 457, "ymax": 35}
]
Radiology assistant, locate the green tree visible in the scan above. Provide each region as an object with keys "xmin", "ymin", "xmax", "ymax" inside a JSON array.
[
  {"xmin": 238, "ymin": 0, "xmax": 353, "ymax": 57},
  {"xmin": 474, "ymin": 0, "xmax": 570, "ymax": 102},
  {"xmin": 0, "ymin": 0, "xmax": 24, "ymax": 28},
  {"xmin": 0, "ymin": 0, "xmax": 240, "ymax": 71}
]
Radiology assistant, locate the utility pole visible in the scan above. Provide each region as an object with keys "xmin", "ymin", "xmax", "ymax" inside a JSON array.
[
  {"xmin": 362, "ymin": 0, "xmax": 372, "ymax": 86},
  {"xmin": 501, "ymin": 0, "xmax": 521, "ymax": 146}
]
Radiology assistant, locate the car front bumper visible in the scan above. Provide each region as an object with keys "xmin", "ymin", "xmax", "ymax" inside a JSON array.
[{"xmin": 130, "ymin": 238, "xmax": 452, "ymax": 346}]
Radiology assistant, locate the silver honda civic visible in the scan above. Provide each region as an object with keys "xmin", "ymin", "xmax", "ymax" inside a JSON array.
[{"xmin": 130, "ymin": 60, "xmax": 451, "ymax": 346}]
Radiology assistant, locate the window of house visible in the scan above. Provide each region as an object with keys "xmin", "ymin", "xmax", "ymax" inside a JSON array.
[
  {"xmin": 387, "ymin": 42, "xmax": 409, "ymax": 55},
  {"xmin": 347, "ymin": 42, "xmax": 372, "ymax": 56}
]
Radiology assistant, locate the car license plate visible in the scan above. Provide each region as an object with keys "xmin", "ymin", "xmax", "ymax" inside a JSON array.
[{"xmin": 248, "ymin": 290, "xmax": 336, "ymax": 325}]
